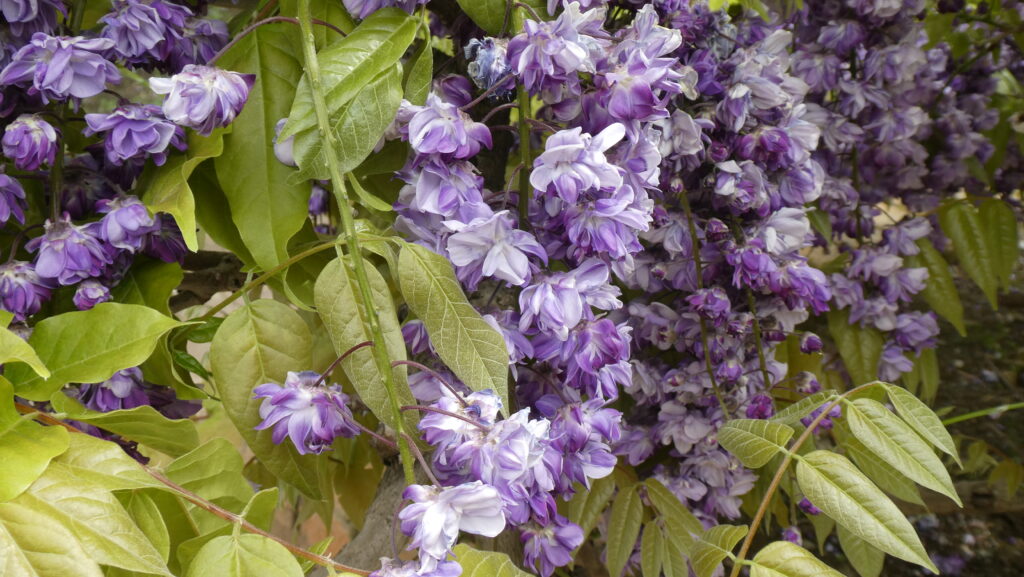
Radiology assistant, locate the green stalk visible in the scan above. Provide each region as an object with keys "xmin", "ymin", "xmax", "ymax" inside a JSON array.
[
  {"xmin": 295, "ymin": 0, "xmax": 415, "ymax": 485},
  {"xmin": 943, "ymin": 401, "xmax": 1024, "ymax": 426},
  {"xmin": 516, "ymin": 83, "xmax": 532, "ymax": 225}
]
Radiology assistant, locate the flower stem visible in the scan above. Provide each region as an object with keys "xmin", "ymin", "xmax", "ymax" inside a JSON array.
[
  {"xmin": 516, "ymin": 83, "xmax": 532, "ymax": 227},
  {"xmin": 679, "ymin": 191, "xmax": 730, "ymax": 419},
  {"xmin": 312, "ymin": 341, "xmax": 373, "ymax": 389},
  {"xmin": 296, "ymin": 0, "xmax": 416, "ymax": 486},
  {"xmin": 942, "ymin": 401, "xmax": 1024, "ymax": 426}
]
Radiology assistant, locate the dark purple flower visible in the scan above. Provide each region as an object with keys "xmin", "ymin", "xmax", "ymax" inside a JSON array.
[
  {"xmin": 253, "ymin": 370, "xmax": 360, "ymax": 455},
  {"xmin": 745, "ymin": 394, "xmax": 774, "ymax": 419},
  {"xmin": 399, "ymin": 158, "xmax": 484, "ymax": 218},
  {"xmin": 308, "ymin": 182, "xmax": 328, "ymax": 216},
  {"xmin": 801, "ymin": 403, "xmax": 842, "ymax": 431},
  {"xmin": 686, "ymin": 288, "xmax": 731, "ymax": 325},
  {"xmin": 100, "ymin": 0, "xmax": 191, "ymax": 65},
  {"xmin": 168, "ymin": 17, "xmax": 229, "ymax": 71},
  {"xmin": 1, "ymin": 0, "xmax": 65, "ymax": 38},
  {"xmin": 0, "ymin": 260, "xmax": 53, "ymax": 321},
  {"xmin": 150, "ymin": 65, "xmax": 255, "ymax": 135},
  {"xmin": 26, "ymin": 214, "xmax": 111, "ymax": 285},
  {"xmin": 519, "ymin": 259, "xmax": 621, "ymax": 340},
  {"xmin": 399, "ymin": 482, "xmax": 506, "ymax": 570},
  {"xmin": 798, "ymin": 497, "xmax": 821, "ymax": 515},
  {"xmin": 521, "ymin": 516, "xmax": 584, "ymax": 577},
  {"xmin": 407, "ymin": 94, "xmax": 492, "ymax": 158},
  {"xmin": 0, "ymin": 172, "xmax": 27, "ymax": 225},
  {"xmin": 464, "ymin": 38, "xmax": 514, "ymax": 96},
  {"xmin": 800, "ymin": 333, "xmax": 823, "ymax": 353},
  {"xmin": 444, "ymin": 210, "xmax": 547, "ymax": 288},
  {"xmin": 506, "ymin": 5, "xmax": 602, "ymax": 98},
  {"xmin": 0, "ymin": 34, "xmax": 121, "ymax": 103},
  {"xmin": 782, "ymin": 526, "xmax": 802, "ymax": 545},
  {"xmin": 78, "ymin": 367, "xmax": 149, "ymax": 412},
  {"xmin": 84, "ymin": 104, "xmax": 184, "ymax": 166},
  {"xmin": 142, "ymin": 213, "xmax": 188, "ymax": 263},
  {"xmin": 2, "ymin": 114, "xmax": 58, "ymax": 170},
  {"xmin": 73, "ymin": 279, "xmax": 111, "ymax": 310},
  {"xmin": 95, "ymin": 196, "xmax": 156, "ymax": 252}
]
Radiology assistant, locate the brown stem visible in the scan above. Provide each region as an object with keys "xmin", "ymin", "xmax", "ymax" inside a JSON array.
[
  {"xmin": 145, "ymin": 467, "xmax": 370, "ymax": 575},
  {"xmin": 390, "ymin": 360, "xmax": 468, "ymax": 407},
  {"xmin": 313, "ymin": 341, "xmax": 373, "ymax": 388},
  {"xmin": 400, "ymin": 405, "xmax": 489, "ymax": 431}
]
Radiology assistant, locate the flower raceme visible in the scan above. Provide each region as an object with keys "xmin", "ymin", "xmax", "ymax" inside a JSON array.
[{"xmin": 253, "ymin": 371, "xmax": 360, "ymax": 455}]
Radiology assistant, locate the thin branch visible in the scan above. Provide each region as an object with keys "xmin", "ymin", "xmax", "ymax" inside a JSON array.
[
  {"xmin": 208, "ymin": 16, "xmax": 346, "ymax": 66},
  {"xmin": 401, "ymin": 405, "xmax": 490, "ymax": 431},
  {"xmin": 401, "ymin": 432, "xmax": 441, "ymax": 486},
  {"xmin": 313, "ymin": 341, "xmax": 373, "ymax": 389},
  {"xmin": 391, "ymin": 360, "xmax": 468, "ymax": 407}
]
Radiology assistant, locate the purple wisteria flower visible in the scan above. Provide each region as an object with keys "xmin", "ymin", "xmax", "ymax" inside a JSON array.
[
  {"xmin": 798, "ymin": 497, "xmax": 821, "ymax": 515},
  {"xmin": 399, "ymin": 482, "xmax": 506, "ymax": 570},
  {"xmin": 2, "ymin": 114, "xmax": 58, "ymax": 170},
  {"xmin": 142, "ymin": 213, "xmax": 188, "ymax": 264},
  {"xmin": 78, "ymin": 367, "xmax": 149, "ymax": 412},
  {"xmin": 518, "ymin": 258, "xmax": 622, "ymax": 340},
  {"xmin": 26, "ymin": 214, "xmax": 111, "ymax": 285},
  {"xmin": 0, "ymin": 172, "xmax": 27, "ymax": 225},
  {"xmin": 100, "ymin": 0, "xmax": 192, "ymax": 65},
  {"xmin": 341, "ymin": 0, "xmax": 426, "ymax": 20},
  {"xmin": 95, "ymin": 196, "xmax": 156, "ymax": 252},
  {"xmin": 407, "ymin": 94, "xmax": 492, "ymax": 158},
  {"xmin": 531, "ymin": 124, "xmax": 625, "ymax": 205},
  {"xmin": 84, "ymin": 104, "xmax": 185, "ymax": 166},
  {"xmin": 0, "ymin": 34, "xmax": 121, "ymax": 103},
  {"xmin": 369, "ymin": 558, "xmax": 462, "ymax": 577},
  {"xmin": 0, "ymin": 0, "xmax": 65, "ymax": 39},
  {"xmin": 464, "ymin": 38, "xmax": 514, "ymax": 95},
  {"xmin": 73, "ymin": 279, "xmax": 111, "ymax": 310},
  {"xmin": 149, "ymin": 65, "xmax": 255, "ymax": 135},
  {"xmin": 273, "ymin": 118, "xmax": 296, "ymax": 167},
  {"xmin": 445, "ymin": 210, "xmax": 547, "ymax": 288},
  {"xmin": 398, "ymin": 158, "xmax": 483, "ymax": 218},
  {"xmin": 521, "ymin": 516, "xmax": 584, "ymax": 577},
  {"xmin": 253, "ymin": 371, "xmax": 360, "ymax": 455},
  {"xmin": 0, "ymin": 260, "xmax": 53, "ymax": 321}
]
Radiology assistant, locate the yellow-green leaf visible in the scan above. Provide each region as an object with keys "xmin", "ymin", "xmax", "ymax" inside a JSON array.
[
  {"xmin": 452, "ymin": 544, "xmax": 533, "ymax": 577},
  {"xmin": 885, "ymin": 385, "xmax": 960, "ymax": 467},
  {"xmin": 606, "ymin": 483, "xmax": 643, "ymax": 577},
  {"xmin": 0, "ymin": 377, "xmax": 69, "ymax": 502},
  {"xmin": 690, "ymin": 524, "xmax": 748, "ymax": 577},
  {"xmin": 940, "ymin": 200, "xmax": 998, "ymax": 309},
  {"xmin": 718, "ymin": 419, "xmax": 794, "ymax": 468},
  {"xmin": 837, "ymin": 525, "xmax": 884, "ymax": 577},
  {"xmin": 750, "ymin": 541, "xmax": 845, "ymax": 577}
]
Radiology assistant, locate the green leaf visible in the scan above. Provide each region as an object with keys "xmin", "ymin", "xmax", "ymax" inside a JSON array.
[
  {"xmin": 0, "ymin": 325, "xmax": 49, "ymax": 379},
  {"xmin": 191, "ymin": 162, "xmax": 256, "ymax": 265},
  {"xmin": 940, "ymin": 200, "xmax": 998, "ymax": 309},
  {"xmin": 662, "ymin": 537, "xmax": 689, "ymax": 577},
  {"xmin": 980, "ymin": 198, "xmax": 1019, "ymax": 290},
  {"xmin": 332, "ymin": 435, "xmax": 384, "ymax": 529},
  {"xmin": 125, "ymin": 491, "xmax": 172, "ymax": 563},
  {"xmin": 111, "ymin": 260, "xmax": 184, "ymax": 316},
  {"xmin": 165, "ymin": 439, "xmax": 255, "ymax": 511},
  {"xmin": 749, "ymin": 541, "xmax": 845, "ymax": 577},
  {"xmin": 279, "ymin": 0, "xmax": 355, "ymax": 49},
  {"xmin": 314, "ymin": 257, "xmax": 415, "ymax": 432},
  {"xmin": 827, "ymin": 309, "xmax": 882, "ymax": 387},
  {"xmin": 641, "ymin": 523, "xmax": 665, "ymax": 577},
  {"xmin": 916, "ymin": 348, "xmax": 940, "ymax": 405},
  {"xmin": 185, "ymin": 534, "xmax": 303, "ymax": 577},
  {"xmin": 0, "ymin": 500, "xmax": 103, "ymax": 577},
  {"xmin": 282, "ymin": 8, "xmax": 418, "ymax": 140},
  {"xmin": 795, "ymin": 451, "xmax": 935, "ymax": 571},
  {"xmin": 837, "ymin": 525, "xmax": 884, "ymax": 577},
  {"xmin": 644, "ymin": 477, "xmax": 704, "ymax": 541},
  {"xmin": 209, "ymin": 300, "xmax": 323, "ymax": 498},
  {"xmin": 845, "ymin": 398, "xmax": 960, "ymax": 505},
  {"xmin": 566, "ymin": 475, "xmax": 616, "ymax": 541},
  {"xmin": 690, "ymin": 524, "xmax": 748, "ymax": 577},
  {"xmin": 50, "ymin": 393, "xmax": 199, "ymax": 457},
  {"xmin": 140, "ymin": 131, "xmax": 226, "ymax": 252},
  {"xmin": 398, "ymin": 243, "xmax": 510, "ymax": 407},
  {"xmin": 885, "ymin": 385, "xmax": 961, "ymax": 467},
  {"xmin": 5, "ymin": 303, "xmax": 183, "ymax": 401},
  {"xmin": 451, "ymin": 544, "xmax": 533, "ymax": 577},
  {"xmin": 771, "ymin": 392, "xmax": 834, "ymax": 427},
  {"xmin": 844, "ymin": 437, "xmax": 924, "ymax": 506},
  {"xmin": 291, "ymin": 65, "xmax": 404, "ymax": 182},
  {"xmin": 16, "ymin": 467, "xmax": 171, "ymax": 575},
  {"xmin": 53, "ymin": 434, "xmax": 161, "ymax": 491},
  {"xmin": 404, "ymin": 40, "xmax": 433, "ymax": 106},
  {"xmin": 176, "ymin": 489, "xmax": 280, "ymax": 572},
  {"xmin": 0, "ymin": 377, "xmax": 69, "ymax": 501},
  {"xmin": 606, "ymin": 483, "xmax": 643, "ymax": 577},
  {"xmin": 718, "ymin": 419, "xmax": 795, "ymax": 468},
  {"xmin": 347, "ymin": 173, "xmax": 395, "ymax": 212},
  {"xmin": 455, "ymin": 0, "xmax": 546, "ymax": 35},
  {"xmin": 904, "ymin": 239, "xmax": 966, "ymax": 336},
  {"xmin": 215, "ymin": 25, "xmax": 309, "ymax": 271}
]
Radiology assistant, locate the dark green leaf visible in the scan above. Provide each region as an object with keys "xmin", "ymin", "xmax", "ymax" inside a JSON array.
[
  {"xmin": 939, "ymin": 200, "xmax": 998, "ymax": 309},
  {"xmin": 215, "ymin": 25, "xmax": 309, "ymax": 271},
  {"xmin": 980, "ymin": 198, "xmax": 1019, "ymax": 290},
  {"xmin": 606, "ymin": 483, "xmax": 643, "ymax": 577},
  {"xmin": 827, "ymin": 309, "xmax": 882, "ymax": 387},
  {"xmin": 398, "ymin": 243, "xmax": 510, "ymax": 407},
  {"xmin": 904, "ymin": 239, "xmax": 966, "ymax": 336}
]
